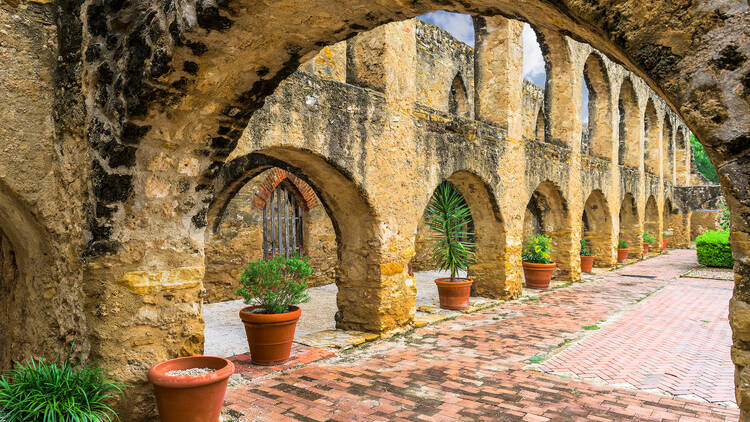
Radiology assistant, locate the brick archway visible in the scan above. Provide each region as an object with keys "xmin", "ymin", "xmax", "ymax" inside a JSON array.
[{"xmin": 252, "ymin": 168, "xmax": 319, "ymax": 211}]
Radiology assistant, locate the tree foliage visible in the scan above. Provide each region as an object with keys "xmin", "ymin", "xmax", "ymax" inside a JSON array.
[
  {"xmin": 690, "ymin": 134, "xmax": 718, "ymax": 183},
  {"xmin": 425, "ymin": 182, "xmax": 476, "ymax": 281}
]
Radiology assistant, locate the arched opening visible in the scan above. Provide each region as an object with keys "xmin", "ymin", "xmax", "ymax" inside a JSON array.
[
  {"xmin": 619, "ymin": 193, "xmax": 642, "ymax": 258},
  {"xmin": 523, "ymin": 181, "xmax": 572, "ymax": 280},
  {"xmin": 675, "ymin": 127, "xmax": 688, "ymax": 185},
  {"xmin": 644, "ymin": 195, "xmax": 660, "ymax": 247},
  {"xmin": 524, "ymin": 23, "xmax": 548, "ymax": 142},
  {"xmin": 644, "ymin": 99, "xmax": 660, "ymax": 174},
  {"xmin": 203, "ymin": 148, "xmax": 406, "ymax": 357},
  {"xmin": 448, "ymin": 73, "xmax": 469, "ymax": 117},
  {"xmin": 413, "ymin": 172, "xmax": 508, "ymax": 299},
  {"xmin": 617, "ymin": 78, "xmax": 640, "ymax": 168},
  {"xmin": 582, "ymin": 190, "xmax": 614, "ymax": 267},
  {"xmin": 581, "ymin": 53, "xmax": 612, "ymax": 159},
  {"xmin": 663, "ymin": 118, "xmax": 674, "ymax": 183},
  {"xmin": 0, "ymin": 227, "xmax": 20, "ymax": 369}
]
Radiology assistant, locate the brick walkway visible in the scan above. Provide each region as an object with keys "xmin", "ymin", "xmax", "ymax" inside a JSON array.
[{"xmin": 223, "ymin": 250, "xmax": 738, "ymax": 421}]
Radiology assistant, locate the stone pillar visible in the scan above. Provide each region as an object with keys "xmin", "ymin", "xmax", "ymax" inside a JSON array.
[{"xmin": 472, "ymin": 15, "xmax": 524, "ymax": 297}]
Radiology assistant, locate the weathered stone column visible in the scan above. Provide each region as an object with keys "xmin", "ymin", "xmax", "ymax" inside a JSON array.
[{"xmin": 472, "ymin": 15, "xmax": 524, "ymax": 297}]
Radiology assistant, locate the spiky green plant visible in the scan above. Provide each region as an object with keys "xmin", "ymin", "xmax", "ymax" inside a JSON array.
[
  {"xmin": 617, "ymin": 237, "xmax": 628, "ymax": 249},
  {"xmin": 0, "ymin": 352, "xmax": 127, "ymax": 422},
  {"xmin": 643, "ymin": 231, "xmax": 656, "ymax": 244},
  {"xmin": 425, "ymin": 182, "xmax": 475, "ymax": 281},
  {"xmin": 580, "ymin": 239, "xmax": 592, "ymax": 256}
]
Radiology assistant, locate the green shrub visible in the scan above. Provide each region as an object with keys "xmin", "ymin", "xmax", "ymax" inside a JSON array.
[
  {"xmin": 643, "ymin": 231, "xmax": 656, "ymax": 245},
  {"xmin": 0, "ymin": 353, "xmax": 127, "ymax": 422},
  {"xmin": 580, "ymin": 239, "xmax": 592, "ymax": 256},
  {"xmin": 237, "ymin": 253, "xmax": 312, "ymax": 314},
  {"xmin": 696, "ymin": 230, "xmax": 733, "ymax": 268},
  {"xmin": 617, "ymin": 237, "xmax": 628, "ymax": 249},
  {"xmin": 523, "ymin": 234, "xmax": 552, "ymax": 264}
]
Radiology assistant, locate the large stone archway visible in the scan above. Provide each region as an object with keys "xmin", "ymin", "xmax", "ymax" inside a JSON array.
[
  {"xmin": 582, "ymin": 189, "xmax": 615, "ymax": 267},
  {"xmin": 644, "ymin": 195, "xmax": 660, "ymax": 247},
  {"xmin": 524, "ymin": 181, "xmax": 575, "ymax": 280},
  {"xmin": 619, "ymin": 193, "xmax": 642, "ymax": 259}
]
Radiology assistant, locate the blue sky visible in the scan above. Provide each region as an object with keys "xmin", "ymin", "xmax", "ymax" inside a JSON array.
[{"xmin": 418, "ymin": 11, "xmax": 589, "ymax": 123}]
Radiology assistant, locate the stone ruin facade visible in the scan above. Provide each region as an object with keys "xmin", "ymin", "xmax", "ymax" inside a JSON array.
[{"xmin": 0, "ymin": 1, "xmax": 747, "ymax": 420}]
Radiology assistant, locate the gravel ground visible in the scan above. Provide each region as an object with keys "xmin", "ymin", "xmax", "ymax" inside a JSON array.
[
  {"xmin": 682, "ymin": 266, "xmax": 733, "ymax": 280},
  {"xmin": 165, "ymin": 367, "xmax": 214, "ymax": 376},
  {"xmin": 203, "ymin": 270, "xmax": 467, "ymax": 357}
]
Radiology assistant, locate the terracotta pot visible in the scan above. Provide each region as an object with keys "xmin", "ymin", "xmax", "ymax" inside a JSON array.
[
  {"xmin": 662, "ymin": 238, "xmax": 667, "ymax": 251},
  {"xmin": 580, "ymin": 255, "xmax": 594, "ymax": 273},
  {"xmin": 239, "ymin": 305, "xmax": 300, "ymax": 365},
  {"xmin": 435, "ymin": 278, "xmax": 473, "ymax": 310},
  {"xmin": 148, "ymin": 356, "xmax": 234, "ymax": 422},
  {"xmin": 642, "ymin": 243, "xmax": 650, "ymax": 254},
  {"xmin": 616, "ymin": 248, "xmax": 629, "ymax": 263},
  {"xmin": 522, "ymin": 261, "xmax": 556, "ymax": 289}
]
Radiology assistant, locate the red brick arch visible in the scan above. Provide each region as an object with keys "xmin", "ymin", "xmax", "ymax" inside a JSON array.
[{"xmin": 251, "ymin": 168, "xmax": 318, "ymax": 210}]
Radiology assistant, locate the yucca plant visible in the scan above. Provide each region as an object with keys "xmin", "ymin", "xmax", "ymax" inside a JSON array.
[
  {"xmin": 617, "ymin": 237, "xmax": 628, "ymax": 249},
  {"xmin": 425, "ymin": 182, "xmax": 475, "ymax": 281},
  {"xmin": 0, "ymin": 352, "xmax": 127, "ymax": 422}
]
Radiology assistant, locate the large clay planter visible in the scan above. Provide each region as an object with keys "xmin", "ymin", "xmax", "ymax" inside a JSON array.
[
  {"xmin": 617, "ymin": 248, "xmax": 629, "ymax": 263},
  {"xmin": 662, "ymin": 238, "xmax": 668, "ymax": 251},
  {"xmin": 522, "ymin": 262, "xmax": 556, "ymax": 289},
  {"xmin": 435, "ymin": 278, "xmax": 473, "ymax": 310},
  {"xmin": 580, "ymin": 255, "xmax": 594, "ymax": 273},
  {"xmin": 148, "ymin": 356, "xmax": 234, "ymax": 422},
  {"xmin": 642, "ymin": 243, "xmax": 650, "ymax": 254},
  {"xmin": 239, "ymin": 305, "xmax": 300, "ymax": 365}
]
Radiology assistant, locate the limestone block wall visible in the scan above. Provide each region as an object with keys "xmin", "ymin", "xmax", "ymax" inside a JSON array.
[
  {"xmin": 204, "ymin": 168, "xmax": 336, "ymax": 303},
  {"xmin": 691, "ymin": 210, "xmax": 722, "ymax": 241}
]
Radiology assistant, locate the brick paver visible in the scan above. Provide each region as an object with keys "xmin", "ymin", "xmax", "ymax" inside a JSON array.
[{"xmin": 223, "ymin": 250, "xmax": 738, "ymax": 421}]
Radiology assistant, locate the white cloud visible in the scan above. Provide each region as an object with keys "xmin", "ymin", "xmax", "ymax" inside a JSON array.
[
  {"xmin": 522, "ymin": 23, "xmax": 546, "ymax": 87},
  {"xmin": 418, "ymin": 11, "xmax": 475, "ymax": 47}
]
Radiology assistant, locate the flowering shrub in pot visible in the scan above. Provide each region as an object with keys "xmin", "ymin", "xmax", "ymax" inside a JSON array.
[
  {"xmin": 642, "ymin": 231, "xmax": 656, "ymax": 254},
  {"xmin": 425, "ymin": 182, "xmax": 476, "ymax": 310},
  {"xmin": 580, "ymin": 238, "xmax": 594, "ymax": 273},
  {"xmin": 616, "ymin": 237, "xmax": 629, "ymax": 263},
  {"xmin": 522, "ymin": 234, "xmax": 555, "ymax": 289},
  {"xmin": 236, "ymin": 253, "xmax": 312, "ymax": 365}
]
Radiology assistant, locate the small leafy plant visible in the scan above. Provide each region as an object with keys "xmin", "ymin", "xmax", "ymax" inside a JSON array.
[
  {"xmin": 643, "ymin": 231, "xmax": 656, "ymax": 245},
  {"xmin": 236, "ymin": 253, "xmax": 312, "ymax": 314},
  {"xmin": 617, "ymin": 237, "xmax": 628, "ymax": 249},
  {"xmin": 523, "ymin": 234, "xmax": 552, "ymax": 264},
  {"xmin": 580, "ymin": 239, "xmax": 592, "ymax": 256},
  {"xmin": 0, "ymin": 352, "xmax": 127, "ymax": 422},
  {"xmin": 425, "ymin": 182, "xmax": 475, "ymax": 281}
]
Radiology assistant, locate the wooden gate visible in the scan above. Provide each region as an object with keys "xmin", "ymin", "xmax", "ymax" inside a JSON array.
[{"xmin": 263, "ymin": 183, "xmax": 304, "ymax": 258}]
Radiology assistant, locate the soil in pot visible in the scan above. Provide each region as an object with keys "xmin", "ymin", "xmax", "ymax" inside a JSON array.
[
  {"xmin": 617, "ymin": 248, "xmax": 629, "ymax": 263},
  {"xmin": 240, "ymin": 306, "xmax": 301, "ymax": 365},
  {"xmin": 434, "ymin": 278, "xmax": 473, "ymax": 310},
  {"xmin": 148, "ymin": 356, "xmax": 234, "ymax": 422},
  {"xmin": 580, "ymin": 255, "xmax": 594, "ymax": 273},
  {"xmin": 522, "ymin": 262, "xmax": 556, "ymax": 289}
]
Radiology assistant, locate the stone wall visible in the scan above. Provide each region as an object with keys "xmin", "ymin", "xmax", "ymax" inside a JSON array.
[
  {"xmin": 204, "ymin": 167, "xmax": 336, "ymax": 303},
  {"xmin": 691, "ymin": 210, "xmax": 722, "ymax": 241}
]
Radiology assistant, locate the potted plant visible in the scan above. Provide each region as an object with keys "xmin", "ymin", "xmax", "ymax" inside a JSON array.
[
  {"xmin": 522, "ymin": 234, "xmax": 556, "ymax": 289},
  {"xmin": 662, "ymin": 231, "xmax": 668, "ymax": 252},
  {"xmin": 642, "ymin": 231, "xmax": 655, "ymax": 254},
  {"xmin": 0, "ymin": 351, "xmax": 127, "ymax": 421},
  {"xmin": 237, "ymin": 253, "xmax": 312, "ymax": 365},
  {"xmin": 617, "ymin": 237, "xmax": 629, "ymax": 263},
  {"xmin": 425, "ymin": 182, "xmax": 476, "ymax": 310},
  {"xmin": 148, "ymin": 356, "xmax": 234, "ymax": 422},
  {"xmin": 580, "ymin": 238, "xmax": 594, "ymax": 273}
]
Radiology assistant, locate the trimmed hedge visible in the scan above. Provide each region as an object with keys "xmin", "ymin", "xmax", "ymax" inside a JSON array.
[{"xmin": 696, "ymin": 230, "xmax": 733, "ymax": 268}]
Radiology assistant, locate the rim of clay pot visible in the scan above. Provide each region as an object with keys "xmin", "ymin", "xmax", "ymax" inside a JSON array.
[
  {"xmin": 434, "ymin": 277, "xmax": 473, "ymax": 286},
  {"xmin": 239, "ymin": 305, "xmax": 301, "ymax": 323},
  {"xmin": 522, "ymin": 261, "xmax": 557, "ymax": 269},
  {"xmin": 148, "ymin": 356, "xmax": 234, "ymax": 389},
  {"xmin": 580, "ymin": 255, "xmax": 593, "ymax": 259},
  {"xmin": 617, "ymin": 248, "xmax": 629, "ymax": 252}
]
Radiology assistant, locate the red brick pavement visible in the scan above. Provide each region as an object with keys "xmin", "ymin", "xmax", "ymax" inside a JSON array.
[{"xmin": 223, "ymin": 250, "xmax": 738, "ymax": 421}]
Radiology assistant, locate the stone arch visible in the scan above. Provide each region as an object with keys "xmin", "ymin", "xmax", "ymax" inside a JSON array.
[
  {"xmin": 208, "ymin": 148, "xmax": 403, "ymax": 333},
  {"xmin": 644, "ymin": 195, "xmax": 660, "ymax": 246},
  {"xmin": 413, "ymin": 171, "xmax": 509, "ymax": 298},
  {"xmin": 251, "ymin": 168, "xmax": 319, "ymax": 211},
  {"xmin": 448, "ymin": 73, "xmax": 469, "ymax": 117},
  {"xmin": 644, "ymin": 99, "xmax": 660, "ymax": 174},
  {"xmin": 675, "ymin": 127, "xmax": 689, "ymax": 184},
  {"xmin": 582, "ymin": 189, "xmax": 615, "ymax": 267},
  {"xmin": 663, "ymin": 117, "xmax": 674, "ymax": 183},
  {"xmin": 582, "ymin": 52, "xmax": 613, "ymax": 160},
  {"xmin": 617, "ymin": 77, "xmax": 640, "ymax": 168},
  {"xmin": 523, "ymin": 181, "xmax": 573, "ymax": 279},
  {"xmin": 619, "ymin": 193, "xmax": 642, "ymax": 258}
]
